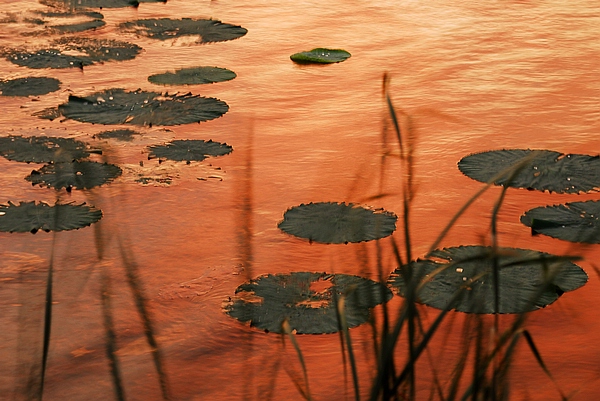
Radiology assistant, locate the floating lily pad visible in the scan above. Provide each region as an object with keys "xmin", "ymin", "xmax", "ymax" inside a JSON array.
[
  {"xmin": 278, "ymin": 202, "xmax": 397, "ymax": 244},
  {"xmin": 224, "ymin": 272, "xmax": 392, "ymax": 334},
  {"xmin": 50, "ymin": 19, "xmax": 105, "ymax": 33},
  {"xmin": 39, "ymin": 0, "xmax": 165, "ymax": 8},
  {"xmin": 95, "ymin": 129, "xmax": 139, "ymax": 141},
  {"xmin": 521, "ymin": 200, "xmax": 600, "ymax": 244},
  {"xmin": 148, "ymin": 66, "xmax": 236, "ymax": 86},
  {"xmin": 388, "ymin": 246, "xmax": 587, "ymax": 314},
  {"xmin": 26, "ymin": 161, "xmax": 122, "ymax": 191},
  {"xmin": 57, "ymin": 89, "xmax": 228, "ymax": 126},
  {"xmin": 5, "ymin": 37, "xmax": 142, "ymax": 69},
  {"xmin": 0, "ymin": 77, "xmax": 60, "ymax": 96},
  {"xmin": 0, "ymin": 201, "xmax": 102, "ymax": 233},
  {"xmin": 0, "ymin": 135, "xmax": 92, "ymax": 163},
  {"xmin": 147, "ymin": 139, "xmax": 232, "ymax": 163},
  {"xmin": 120, "ymin": 18, "xmax": 247, "ymax": 43},
  {"xmin": 290, "ymin": 48, "xmax": 351, "ymax": 64},
  {"xmin": 458, "ymin": 149, "xmax": 600, "ymax": 194},
  {"xmin": 33, "ymin": 107, "xmax": 62, "ymax": 121}
]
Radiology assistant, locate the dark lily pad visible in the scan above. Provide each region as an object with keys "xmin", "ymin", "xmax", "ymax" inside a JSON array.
[
  {"xmin": 0, "ymin": 201, "xmax": 102, "ymax": 233},
  {"xmin": 278, "ymin": 202, "xmax": 397, "ymax": 244},
  {"xmin": 224, "ymin": 272, "xmax": 392, "ymax": 334},
  {"xmin": 120, "ymin": 18, "xmax": 247, "ymax": 43},
  {"xmin": 39, "ymin": 0, "xmax": 165, "ymax": 8},
  {"xmin": 147, "ymin": 139, "xmax": 232, "ymax": 162},
  {"xmin": 0, "ymin": 77, "xmax": 60, "ymax": 96},
  {"xmin": 148, "ymin": 66, "xmax": 236, "ymax": 86},
  {"xmin": 33, "ymin": 107, "xmax": 62, "ymax": 121},
  {"xmin": 95, "ymin": 129, "xmax": 139, "ymax": 141},
  {"xmin": 50, "ymin": 19, "xmax": 105, "ymax": 33},
  {"xmin": 26, "ymin": 161, "xmax": 122, "ymax": 191},
  {"xmin": 521, "ymin": 200, "xmax": 600, "ymax": 243},
  {"xmin": 58, "ymin": 89, "xmax": 229, "ymax": 126},
  {"xmin": 388, "ymin": 245, "xmax": 587, "ymax": 314},
  {"xmin": 290, "ymin": 48, "xmax": 351, "ymax": 64},
  {"xmin": 0, "ymin": 135, "xmax": 92, "ymax": 163},
  {"xmin": 5, "ymin": 37, "xmax": 142, "ymax": 69},
  {"xmin": 458, "ymin": 149, "xmax": 600, "ymax": 194}
]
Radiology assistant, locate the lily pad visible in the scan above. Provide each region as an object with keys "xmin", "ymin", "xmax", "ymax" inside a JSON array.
[
  {"xmin": 290, "ymin": 48, "xmax": 351, "ymax": 64},
  {"xmin": 0, "ymin": 77, "xmax": 60, "ymax": 96},
  {"xmin": 224, "ymin": 272, "xmax": 393, "ymax": 334},
  {"xmin": 57, "ymin": 89, "xmax": 229, "ymax": 126},
  {"xmin": 148, "ymin": 66, "xmax": 236, "ymax": 86},
  {"xmin": 0, "ymin": 201, "xmax": 102, "ymax": 233},
  {"xmin": 388, "ymin": 245, "xmax": 587, "ymax": 314},
  {"xmin": 26, "ymin": 161, "xmax": 122, "ymax": 191},
  {"xmin": 95, "ymin": 129, "xmax": 139, "ymax": 141},
  {"xmin": 521, "ymin": 200, "xmax": 600, "ymax": 243},
  {"xmin": 0, "ymin": 135, "xmax": 92, "ymax": 163},
  {"xmin": 120, "ymin": 18, "xmax": 247, "ymax": 43},
  {"xmin": 458, "ymin": 149, "xmax": 600, "ymax": 194},
  {"xmin": 39, "ymin": 0, "xmax": 165, "ymax": 8},
  {"xmin": 49, "ymin": 19, "xmax": 105, "ymax": 33},
  {"xmin": 147, "ymin": 139, "xmax": 232, "ymax": 162},
  {"xmin": 5, "ymin": 37, "xmax": 142, "ymax": 69},
  {"xmin": 278, "ymin": 202, "xmax": 397, "ymax": 244}
]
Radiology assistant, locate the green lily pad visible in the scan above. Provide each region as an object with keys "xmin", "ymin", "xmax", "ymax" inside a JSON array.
[
  {"xmin": 95, "ymin": 129, "xmax": 139, "ymax": 141},
  {"xmin": 0, "ymin": 77, "xmax": 60, "ymax": 96},
  {"xmin": 147, "ymin": 140, "xmax": 232, "ymax": 163},
  {"xmin": 0, "ymin": 201, "xmax": 102, "ymax": 233},
  {"xmin": 0, "ymin": 135, "xmax": 92, "ymax": 163},
  {"xmin": 521, "ymin": 200, "xmax": 600, "ymax": 243},
  {"xmin": 120, "ymin": 18, "xmax": 247, "ymax": 43},
  {"xmin": 224, "ymin": 272, "xmax": 392, "ymax": 334},
  {"xmin": 458, "ymin": 149, "xmax": 600, "ymax": 194},
  {"xmin": 26, "ymin": 161, "xmax": 122, "ymax": 191},
  {"xmin": 388, "ymin": 245, "xmax": 587, "ymax": 314},
  {"xmin": 148, "ymin": 66, "xmax": 236, "ymax": 86},
  {"xmin": 57, "ymin": 89, "xmax": 229, "ymax": 126},
  {"xmin": 278, "ymin": 202, "xmax": 397, "ymax": 244},
  {"xmin": 5, "ymin": 37, "xmax": 142, "ymax": 69},
  {"xmin": 290, "ymin": 48, "xmax": 351, "ymax": 64}
]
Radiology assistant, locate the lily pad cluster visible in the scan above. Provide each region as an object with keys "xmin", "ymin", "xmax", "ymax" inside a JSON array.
[{"xmin": 40, "ymin": 0, "xmax": 165, "ymax": 9}]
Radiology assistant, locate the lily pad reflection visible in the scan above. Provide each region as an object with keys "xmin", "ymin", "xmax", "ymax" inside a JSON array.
[
  {"xmin": 148, "ymin": 140, "xmax": 232, "ymax": 162},
  {"xmin": 0, "ymin": 135, "xmax": 92, "ymax": 163},
  {"xmin": 0, "ymin": 201, "xmax": 102, "ymax": 233},
  {"xmin": 120, "ymin": 18, "xmax": 247, "ymax": 43},
  {"xmin": 388, "ymin": 245, "xmax": 587, "ymax": 314},
  {"xmin": 148, "ymin": 66, "xmax": 236, "ymax": 86},
  {"xmin": 290, "ymin": 48, "xmax": 351, "ymax": 64},
  {"xmin": 26, "ymin": 161, "xmax": 122, "ymax": 191},
  {"xmin": 224, "ymin": 272, "xmax": 392, "ymax": 334},
  {"xmin": 0, "ymin": 77, "xmax": 60, "ymax": 97}
]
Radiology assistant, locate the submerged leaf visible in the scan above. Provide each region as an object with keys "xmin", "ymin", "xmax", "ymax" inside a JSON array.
[
  {"xmin": 224, "ymin": 272, "xmax": 392, "ymax": 334},
  {"xmin": 0, "ymin": 135, "xmax": 91, "ymax": 163},
  {"xmin": 521, "ymin": 200, "xmax": 600, "ymax": 243},
  {"xmin": 0, "ymin": 77, "xmax": 60, "ymax": 96},
  {"xmin": 458, "ymin": 149, "xmax": 600, "ymax": 193},
  {"xmin": 290, "ymin": 48, "xmax": 351, "ymax": 64},
  {"xmin": 120, "ymin": 18, "xmax": 247, "ymax": 43},
  {"xmin": 388, "ymin": 245, "xmax": 587, "ymax": 314},
  {"xmin": 0, "ymin": 201, "xmax": 102, "ymax": 233},
  {"xmin": 26, "ymin": 161, "xmax": 122, "ymax": 191},
  {"xmin": 148, "ymin": 66, "xmax": 236, "ymax": 86},
  {"xmin": 148, "ymin": 139, "xmax": 232, "ymax": 162},
  {"xmin": 278, "ymin": 202, "xmax": 397, "ymax": 244},
  {"xmin": 58, "ymin": 89, "xmax": 229, "ymax": 126}
]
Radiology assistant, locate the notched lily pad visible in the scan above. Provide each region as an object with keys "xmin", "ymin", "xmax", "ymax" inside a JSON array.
[
  {"xmin": 148, "ymin": 66, "xmax": 236, "ymax": 86},
  {"xmin": 278, "ymin": 202, "xmax": 397, "ymax": 244},
  {"xmin": 388, "ymin": 245, "xmax": 587, "ymax": 314},
  {"xmin": 26, "ymin": 161, "xmax": 122, "ymax": 191},
  {"xmin": 120, "ymin": 18, "xmax": 247, "ymax": 43},
  {"xmin": 94, "ymin": 129, "xmax": 140, "ymax": 141},
  {"xmin": 58, "ymin": 89, "xmax": 229, "ymax": 126},
  {"xmin": 224, "ymin": 272, "xmax": 392, "ymax": 334},
  {"xmin": 0, "ymin": 77, "xmax": 60, "ymax": 96},
  {"xmin": 0, "ymin": 201, "xmax": 102, "ymax": 233},
  {"xmin": 521, "ymin": 200, "xmax": 600, "ymax": 243},
  {"xmin": 290, "ymin": 48, "xmax": 351, "ymax": 64},
  {"xmin": 0, "ymin": 135, "xmax": 93, "ymax": 163},
  {"xmin": 147, "ymin": 139, "xmax": 232, "ymax": 163},
  {"xmin": 458, "ymin": 149, "xmax": 600, "ymax": 194}
]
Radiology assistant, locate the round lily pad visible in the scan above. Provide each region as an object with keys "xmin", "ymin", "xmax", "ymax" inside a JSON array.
[
  {"xmin": 0, "ymin": 77, "xmax": 60, "ymax": 97},
  {"xmin": 58, "ymin": 89, "xmax": 229, "ymax": 126},
  {"xmin": 278, "ymin": 202, "xmax": 398, "ymax": 244},
  {"xmin": 224, "ymin": 272, "xmax": 393, "ymax": 334},
  {"xmin": 0, "ymin": 135, "xmax": 92, "ymax": 163},
  {"xmin": 148, "ymin": 66, "xmax": 236, "ymax": 86},
  {"xmin": 521, "ymin": 200, "xmax": 600, "ymax": 244},
  {"xmin": 388, "ymin": 246, "xmax": 588, "ymax": 314},
  {"xmin": 40, "ymin": 0, "xmax": 165, "ymax": 9},
  {"xmin": 147, "ymin": 140, "xmax": 232, "ymax": 162},
  {"xmin": 458, "ymin": 149, "xmax": 600, "ymax": 194},
  {"xmin": 0, "ymin": 201, "xmax": 102, "ymax": 233},
  {"xmin": 120, "ymin": 18, "xmax": 247, "ymax": 43},
  {"xmin": 95, "ymin": 129, "xmax": 139, "ymax": 141},
  {"xmin": 290, "ymin": 48, "xmax": 351, "ymax": 64},
  {"xmin": 26, "ymin": 161, "xmax": 122, "ymax": 191}
]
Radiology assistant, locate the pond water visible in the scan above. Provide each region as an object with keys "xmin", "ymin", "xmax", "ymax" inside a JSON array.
[{"xmin": 1, "ymin": 0, "xmax": 600, "ymax": 400}]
